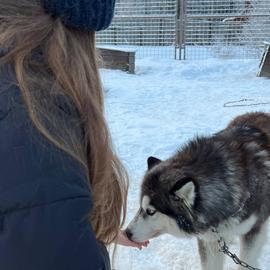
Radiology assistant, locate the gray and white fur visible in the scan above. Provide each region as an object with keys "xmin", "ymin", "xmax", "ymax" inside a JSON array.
[{"xmin": 126, "ymin": 112, "xmax": 270, "ymax": 270}]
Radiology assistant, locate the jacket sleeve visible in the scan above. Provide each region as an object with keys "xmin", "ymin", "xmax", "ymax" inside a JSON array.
[
  {"xmin": 0, "ymin": 85, "xmax": 110, "ymax": 270},
  {"xmin": 0, "ymin": 197, "xmax": 109, "ymax": 270}
]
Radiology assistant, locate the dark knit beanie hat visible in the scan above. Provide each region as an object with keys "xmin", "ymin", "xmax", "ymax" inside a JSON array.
[{"xmin": 42, "ymin": 0, "xmax": 116, "ymax": 31}]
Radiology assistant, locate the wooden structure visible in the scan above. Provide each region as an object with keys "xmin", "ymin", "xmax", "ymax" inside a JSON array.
[
  {"xmin": 257, "ymin": 42, "xmax": 270, "ymax": 78},
  {"xmin": 98, "ymin": 47, "xmax": 135, "ymax": 74}
]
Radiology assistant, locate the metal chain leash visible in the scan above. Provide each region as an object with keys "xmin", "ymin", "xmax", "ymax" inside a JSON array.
[
  {"xmin": 224, "ymin": 98, "xmax": 270, "ymax": 108},
  {"xmin": 211, "ymin": 228, "xmax": 261, "ymax": 270}
]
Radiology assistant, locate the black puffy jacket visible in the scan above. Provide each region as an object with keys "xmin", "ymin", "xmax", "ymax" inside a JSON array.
[{"xmin": 0, "ymin": 58, "xmax": 110, "ymax": 270}]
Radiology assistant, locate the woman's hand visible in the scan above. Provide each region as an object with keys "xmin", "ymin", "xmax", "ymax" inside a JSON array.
[{"xmin": 116, "ymin": 230, "xmax": 150, "ymax": 250}]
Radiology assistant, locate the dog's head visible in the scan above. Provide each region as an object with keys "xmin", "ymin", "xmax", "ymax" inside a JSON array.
[{"xmin": 126, "ymin": 156, "xmax": 198, "ymax": 242}]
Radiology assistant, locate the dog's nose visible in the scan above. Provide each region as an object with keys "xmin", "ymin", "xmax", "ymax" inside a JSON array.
[{"xmin": 125, "ymin": 228, "xmax": 133, "ymax": 240}]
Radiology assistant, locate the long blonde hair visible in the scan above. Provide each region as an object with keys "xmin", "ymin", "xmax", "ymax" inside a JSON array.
[{"xmin": 0, "ymin": 0, "xmax": 128, "ymax": 245}]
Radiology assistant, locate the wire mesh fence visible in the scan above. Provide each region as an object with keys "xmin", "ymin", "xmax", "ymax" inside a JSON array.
[
  {"xmin": 182, "ymin": 0, "xmax": 270, "ymax": 60},
  {"xmin": 96, "ymin": 0, "xmax": 177, "ymax": 58},
  {"xmin": 97, "ymin": 0, "xmax": 270, "ymax": 60}
]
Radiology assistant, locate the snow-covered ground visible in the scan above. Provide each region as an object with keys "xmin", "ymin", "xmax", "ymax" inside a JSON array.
[{"xmin": 101, "ymin": 57, "xmax": 270, "ymax": 270}]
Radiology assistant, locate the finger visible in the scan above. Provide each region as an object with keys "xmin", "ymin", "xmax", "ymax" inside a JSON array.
[
  {"xmin": 140, "ymin": 241, "xmax": 149, "ymax": 247},
  {"xmin": 129, "ymin": 241, "xmax": 141, "ymax": 248}
]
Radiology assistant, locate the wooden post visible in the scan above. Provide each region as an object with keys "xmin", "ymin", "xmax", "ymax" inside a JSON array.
[{"xmin": 257, "ymin": 42, "xmax": 270, "ymax": 77}]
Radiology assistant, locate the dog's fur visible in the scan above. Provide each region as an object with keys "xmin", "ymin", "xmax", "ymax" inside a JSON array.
[{"xmin": 126, "ymin": 112, "xmax": 270, "ymax": 270}]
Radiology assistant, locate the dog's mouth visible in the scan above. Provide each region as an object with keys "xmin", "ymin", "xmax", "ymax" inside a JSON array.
[
  {"xmin": 130, "ymin": 230, "xmax": 162, "ymax": 242},
  {"xmin": 151, "ymin": 231, "xmax": 162, "ymax": 238},
  {"xmin": 147, "ymin": 230, "xmax": 162, "ymax": 240}
]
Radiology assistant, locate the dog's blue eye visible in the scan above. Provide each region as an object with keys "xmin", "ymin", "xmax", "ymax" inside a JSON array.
[{"xmin": 146, "ymin": 209, "xmax": 156, "ymax": 216}]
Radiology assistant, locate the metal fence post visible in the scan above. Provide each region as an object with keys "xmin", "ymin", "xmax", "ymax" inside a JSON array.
[
  {"xmin": 175, "ymin": 0, "xmax": 180, "ymax": 59},
  {"xmin": 180, "ymin": 0, "xmax": 186, "ymax": 60},
  {"xmin": 175, "ymin": 0, "xmax": 186, "ymax": 60}
]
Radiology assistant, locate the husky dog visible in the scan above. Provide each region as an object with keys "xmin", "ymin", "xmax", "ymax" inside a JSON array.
[{"xmin": 126, "ymin": 112, "xmax": 270, "ymax": 270}]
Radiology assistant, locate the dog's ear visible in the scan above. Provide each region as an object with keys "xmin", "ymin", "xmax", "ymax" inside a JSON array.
[
  {"xmin": 171, "ymin": 178, "xmax": 196, "ymax": 206},
  {"xmin": 147, "ymin": 156, "xmax": 162, "ymax": 170}
]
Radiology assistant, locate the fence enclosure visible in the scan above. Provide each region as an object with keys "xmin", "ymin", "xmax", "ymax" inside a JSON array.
[{"xmin": 96, "ymin": 0, "xmax": 270, "ymax": 60}]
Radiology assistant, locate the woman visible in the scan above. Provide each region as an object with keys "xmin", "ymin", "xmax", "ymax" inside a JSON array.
[{"xmin": 0, "ymin": 1, "xmax": 147, "ymax": 269}]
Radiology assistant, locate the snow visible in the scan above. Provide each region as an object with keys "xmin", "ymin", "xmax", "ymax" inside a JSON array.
[{"xmin": 100, "ymin": 56, "xmax": 270, "ymax": 270}]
